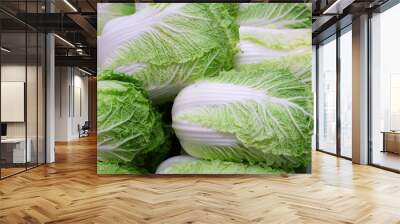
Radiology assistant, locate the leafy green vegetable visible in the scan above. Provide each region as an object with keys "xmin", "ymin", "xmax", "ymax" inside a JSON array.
[
  {"xmin": 97, "ymin": 3, "xmax": 136, "ymax": 36},
  {"xmin": 238, "ymin": 53, "xmax": 312, "ymax": 84},
  {"xmin": 237, "ymin": 3, "xmax": 312, "ymax": 29},
  {"xmin": 226, "ymin": 3, "xmax": 240, "ymax": 18},
  {"xmin": 97, "ymin": 71, "xmax": 170, "ymax": 173},
  {"xmin": 172, "ymin": 62, "xmax": 313, "ymax": 171},
  {"xmin": 97, "ymin": 161, "xmax": 146, "ymax": 174},
  {"xmin": 156, "ymin": 156, "xmax": 285, "ymax": 174},
  {"xmin": 235, "ymin": 3, "xmax": 311, "ymax": 67},
  {"xmin": 98, "ymin": 3, "xmax": 239, "ymax": 103},
  {"xmin": 96, "ymin": 3, "xmax": 313, "ymax": 174}
]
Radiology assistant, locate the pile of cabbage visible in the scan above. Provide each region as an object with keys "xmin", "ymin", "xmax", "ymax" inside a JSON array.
[{"xmin": 97, "ymin": 3, "xmax": 313, "ymax": 174}]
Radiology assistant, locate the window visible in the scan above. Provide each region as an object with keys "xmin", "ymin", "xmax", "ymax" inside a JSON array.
[
  {"xmin": 0, "ymin": 1, "xmax": 46, "ymax": 179},
  {"xmin": 340, "ymin": 27, "xmax": 352, "ymax": 158},
  {"xmin": 318, "ymin": 36, "xmax": 337, "ymax": 154},
  {"xmin": 370, "ymin": 3, "xmax": 400, "ymax": 171}
]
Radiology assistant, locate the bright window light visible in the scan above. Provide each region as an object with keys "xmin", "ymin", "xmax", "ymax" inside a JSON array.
[
  {"xmin": 78, "ymin": 68, "xmax": 93, "ymax": 76},
  {"xmin": 1, "ymin": 47, "xmax": 11, "ymax": 53},
  {"xmin": 63, "ymin": 0, "xmax": 78, "ymax": 12},
  {"xmin": 54, "ymin": 34, "xmax": 75, "ymax": 48}
]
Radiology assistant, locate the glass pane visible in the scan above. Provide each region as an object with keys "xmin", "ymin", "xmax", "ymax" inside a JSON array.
[
  {"xmin": 38, "ymin": 32, "xmax": 45, "ymax": 165},
  {"xmin": 0, "ymin": 0, "xmax": 46, "ymax": 178},
  {"xmin": 27, "ymin": 31, "xmax": 38, "ymax": 169},
  {"xmin": 371, "ymin": 4, "xmax": 400, "ymax": 171},
  {"xmin": 1, "ymin": 31, "xmax": 27, "ymax": 177},
  {"xmin": 318, "ymin": 37, "xmax": 337, "ymax": 154},
  {"xmin": 340, "ymin": 29, "xmax": 352, "ymax": 158},
  {"xmin": 25, "ymin": 0, "xmax": 39, "ymax": 170}
]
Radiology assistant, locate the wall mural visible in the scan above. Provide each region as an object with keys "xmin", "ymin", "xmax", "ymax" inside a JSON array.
[{"xmin": 97, "ymin": 3, "xmax": 313, "ymax": 174}]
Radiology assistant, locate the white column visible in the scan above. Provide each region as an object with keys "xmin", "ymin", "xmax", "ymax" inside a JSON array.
[
  {"xmin": 352, "ymin": 14, "xmax": 369, "ymax": 164},
  {"xmin": 45, "ymin": 0, "xmax": 56, "ymax": 163},
  {"xmin": 46, "ymin": 32, "xmax": 55, "ymax": 163}
]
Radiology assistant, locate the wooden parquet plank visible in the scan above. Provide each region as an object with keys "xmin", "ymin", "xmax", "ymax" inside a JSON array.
[{"xmin": 0, "ymin": 136, "xmax": 399, "ymax": 223}]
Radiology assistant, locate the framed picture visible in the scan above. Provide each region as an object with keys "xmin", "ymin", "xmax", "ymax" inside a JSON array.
[{"xmin": 97, "ymin": 3, "xmax": 312, "ymax": 175}]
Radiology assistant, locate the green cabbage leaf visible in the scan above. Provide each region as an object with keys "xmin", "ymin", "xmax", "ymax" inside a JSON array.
[
  {"xmin": 172, "ymin": 61, "xmax": 313, "ymax": 171},
  {"xmin": 235, "ymin": 3, "xmax": 312, "ymax": 69},
  {"xmin": 97, "ymin": 71, "xmax": 170, "ymax": 173},
  {"xmin": 98, "ymin": 3, "xmax": 239, "ymax": 103},
  {"xmin": 97, "ymin": 161, "xmax": 146, "ymax": 174},
  {"xmin": 156, "ymin": 156, "xmax": 285, "ymax": 174},
  {"xmin": 97, "ymin": 3, "xmax": 136, "ymax": 36}
]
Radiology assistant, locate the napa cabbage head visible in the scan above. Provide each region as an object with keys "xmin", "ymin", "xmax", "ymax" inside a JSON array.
[
  {"xmin": 172, "ymin": 60, "xmax": 313, "ymax": 172},
  {"xmin": 97, "ymin": 71, "xmax": 170, "ymax": 173},
  {"xmin": 97, "ymin": 3, "xmax": 135, "ymax": 36},
  {"xmin": 98, "ymin": 3, "xmax": 239, "ymax": 103},
  {"xmin": 156, "ymin": 156, "xmax": 285, "ymax": 174},
  {"xmin": 97, "ymin": 161, "xmax": 146, "ymax": 174},
  {"xmin": 235, "ymin": 3, "xmax": 312, "ymax": 68}
]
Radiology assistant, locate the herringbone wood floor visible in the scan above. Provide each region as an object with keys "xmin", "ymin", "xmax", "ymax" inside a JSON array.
[{"xmin": 1, "ymin": 136, "xmax": 400, "ymax": 224}]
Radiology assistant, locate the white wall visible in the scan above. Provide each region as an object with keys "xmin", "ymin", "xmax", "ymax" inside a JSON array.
[
  {"xmin": 1, "ymin": 65, "xmax": 26, "ymax": 141},
  {"xmin": 55, "ymin": 67, "xmax": 89, "ymax": 141},
  {"xmin": 1, "ymin": 82, "xmax": 25, "ymax": 122},
  {"xmin": 1, "ymin": 65, "xmax": 37, "ymax": 138},
  {"xmin": 55, "ymin": 67, "xmax": 69, "ymax": 141},
  {"xmin": 71, "ymin": 73, "xmax": 89, "ymax": 138}
]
